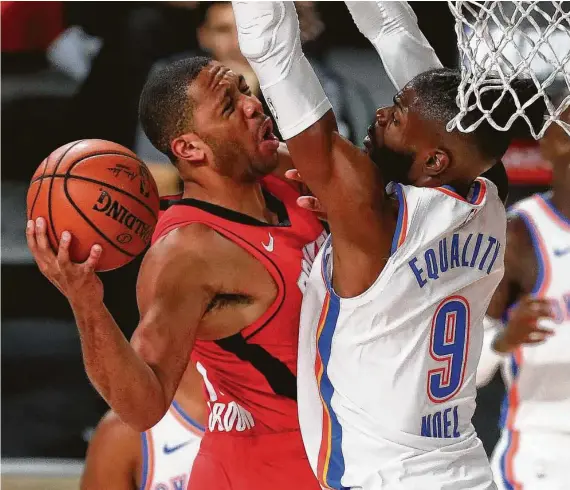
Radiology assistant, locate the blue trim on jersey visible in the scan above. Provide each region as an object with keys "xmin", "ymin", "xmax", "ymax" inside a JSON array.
[
  {"xmin": 540, "ymin": 192, "xmax": 570, "ymax": 226},
  {"xmin": 320, "ymin": 235, "xmax": 338, "ymax": 299},
  {"xmin": 390, "ymin": 183, "xmax": 406, "ymax": 256},
  {"xmin": 512, "ymin": 210, "xmax": 545, "ymax": 295},
  {"xmin": 499, "ymin": 394, "xmax": 508, "ymax": 429},
  {"xmin": 317, "ymin": 291, "xmax": 349, "ymax": 490},
  {"xmin": 140, "ymin": 432, "xmax": 149, "ymax": 490},
  {"xmin": 171, "ymin": 400, "xmax": 205, "ymax": 433},
  {"xmin": 499, "ymin": 354, "xmax": 520, "ymax": 429},
  {"xmin": 470, "ymin": 180, "xmax": 482, "ymax": 204},
  {"xmin": 499, "ymin": 430, "xmax": 515, "ymax": 490}
]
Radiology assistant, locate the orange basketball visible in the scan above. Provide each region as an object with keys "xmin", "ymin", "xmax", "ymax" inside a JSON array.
[{"xmin": 27, "ymin": 140, "xmax": 160, "ymax": 272}]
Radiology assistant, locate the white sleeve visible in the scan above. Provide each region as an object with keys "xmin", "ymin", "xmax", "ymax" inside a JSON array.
[
  {"xmin": 344, "ymin": 1, "xmax": 442, "ymax": 90},
  {"xmin": 232, "ymin": 1, "xmax": 332, "ymax": 140},
  {"xmin": 476, "ymin": 316, "xmax": 505, "ymax": 388}
]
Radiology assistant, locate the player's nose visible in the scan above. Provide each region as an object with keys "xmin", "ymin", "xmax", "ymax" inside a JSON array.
[{"xmin": 243, "ymin": 94, "xmax": 264, "ymax": 119}]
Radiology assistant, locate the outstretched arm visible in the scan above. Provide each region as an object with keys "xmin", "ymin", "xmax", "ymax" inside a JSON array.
[
  {"xmin": 233, "ymin": 1, "xmax": 392, "ymax": 297},
  {"xmin": 345, "ymin": 1, "xmax": 442, "ymax": 90}
]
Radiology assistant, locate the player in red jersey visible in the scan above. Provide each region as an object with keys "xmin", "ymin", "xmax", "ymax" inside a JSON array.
[{"xmin": 26, "ymin": 56, "xmax": 325, "ymax": 489}]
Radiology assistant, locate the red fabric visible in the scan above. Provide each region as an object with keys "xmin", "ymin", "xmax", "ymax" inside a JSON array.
[
  {"xmin": 188, "ymin": 431, "xmax": 320, "ymax": 490},
  {"xmin": 1, "ymin": 1, "xmax": 63, "ymax": 52},
  {"xmin": 153, "ymin": 176, "xmax": 326, "ymax": 435},
  {"xmin": 503, "ymin": 141, "xmax": 552, "ymax": 185}
]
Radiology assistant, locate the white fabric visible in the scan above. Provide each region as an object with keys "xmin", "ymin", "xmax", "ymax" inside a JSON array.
[
  {"xmin": 447, "ymin": 1, "xmax": 570, "ymax": 139},
  {"xmin": 141, "ymin": 404, "xmax": 203, "ymax": 490},
  {"xmin": 491, "ymin": 428, "xmax": 570, "ymax": 490},
  {"xmin": 476, "ymin": 315, "xmax": 506, "ymax": 387},
  {"xmin": 345, "ymin": 1, "xmax": 442, "ymax": 90},
  {"xmin": 233, "ymin": 1, "xmax": 332, "ymax": 140},
  {"xmin": 298, "ymin": 179, "xmax": 504, "ymax": 489}
]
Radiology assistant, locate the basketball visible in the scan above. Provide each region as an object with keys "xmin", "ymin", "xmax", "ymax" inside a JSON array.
[{"xmin": 26, "ymin": 140, "xmax": 160, "ymax": 272}]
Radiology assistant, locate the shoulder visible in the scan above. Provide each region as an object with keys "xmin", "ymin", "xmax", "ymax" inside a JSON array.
[
  {"xmin": 502, "ymin": 210, "xmax": 536, "ymax": 284},
  {"xmin": 90, "ymin": 411, "xmax": 141, "ymax": 452},
  {"xmin": 145, "ymin": 223, "xmax": 235, "ymax": 273},
  {"xmin": 82, "ymin": 411, "xmax": 140, "ymax": 486},
  {"xmin": 138, "ymin": 222, "xmax": 243, "ymax": 303},
  {"xmin": 506, "ymin": 212, "xmax": 534, "ymax": 255}
]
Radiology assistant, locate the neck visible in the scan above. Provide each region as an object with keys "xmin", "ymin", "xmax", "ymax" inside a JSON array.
[
  {"xmin": 549, "ymin": 158, "xmax": 570, "ymax": 221},
  {"xmin": 182, "ymin": 175, "xmax": 274, "ymax": 223}
]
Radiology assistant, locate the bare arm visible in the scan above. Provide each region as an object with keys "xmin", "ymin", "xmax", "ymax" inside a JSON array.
[
  {"xmin": 81, "ymin": 411, "xmax": 140, "ymax": 490},
  {"xmin": 27, "ymin": 219, "xmax": 217, "ymax": 431},
  {"xmin": 234, "ymin": 2, "xmax": 393, "ymax": 296},
  {"xmin": 477, "ymin": 215, "xmax": 554, "ymax": 385}
]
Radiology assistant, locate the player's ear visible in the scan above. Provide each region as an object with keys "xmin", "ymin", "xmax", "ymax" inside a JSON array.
[
  {"xmin": 171, "ymin": 134, "xmax": 206, "ymax": 165},
  {"xmin": 423, "ymin": 149, "xmax": 450, "ymax": 177}
]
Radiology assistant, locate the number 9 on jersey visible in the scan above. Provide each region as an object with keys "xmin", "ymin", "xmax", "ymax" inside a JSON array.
[{"xmin": 427, "ymin": 296, "xmax": 470, "ymax": 403}]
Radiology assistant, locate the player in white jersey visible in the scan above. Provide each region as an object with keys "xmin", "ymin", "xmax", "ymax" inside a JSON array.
[
  {"xmin": 232, "ymin": 1, "xmax": 545, "ymax": 488},
  {"xmin": 81, "ymin": 364, "xmax": 206, "ymax": 490},
  {"xmin": 476, "ymin": 101, "xmax": 570, "ymax": 490}
]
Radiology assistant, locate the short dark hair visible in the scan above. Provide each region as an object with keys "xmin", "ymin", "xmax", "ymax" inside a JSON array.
[
  {"xmin": 409, "ymin": 68, "xmax": 546, "ymax": 159},
  {"xmin": 139, "ymin": 56, "xmax": 212, "ymax": 161}
]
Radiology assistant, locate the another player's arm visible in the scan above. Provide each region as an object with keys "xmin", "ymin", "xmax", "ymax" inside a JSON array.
[
  {"xmin": 27, "ymin": 219, "xmax": 217, "ymax": 431},
  {"xmin": 476, "ymin": 216, "xmax": 553, "ymax": 386},
  {"xmin": 234, "ymin": 2, "xmax": 391, "ymax": 297},
  {"xmin": 81, "ymin": 411, "xmax": 140, "ymax": 490},
  {"xmin": 269, "ymin": 143, "xmax": 305, "ymax": 193},
  {"xmin": 344, "ymin": 1, "xmax": 442, "ymax": 90}
]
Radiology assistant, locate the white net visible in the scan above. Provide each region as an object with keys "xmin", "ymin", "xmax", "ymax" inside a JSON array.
[{"xmin": 447, "ymin": 1, "xmax": 570, "ymax": 139}]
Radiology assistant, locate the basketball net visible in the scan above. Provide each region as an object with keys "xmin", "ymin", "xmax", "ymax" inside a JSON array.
[{"xmin": 447, "ymin": 1, "xmax": 570, "ymax": 139}]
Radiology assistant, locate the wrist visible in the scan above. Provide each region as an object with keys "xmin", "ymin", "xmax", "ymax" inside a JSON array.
[{"xmin": 68, "ymin": 291, "xmax": 104, "ymax": 315}]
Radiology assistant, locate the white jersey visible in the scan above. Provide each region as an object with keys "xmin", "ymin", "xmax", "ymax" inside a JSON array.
[
  {"xmin": 490, "ymin": 193, "xmax": 570, "ymax": 489},
  {"xmin": 298, "ymin": 179, "xmax": 505, "ymax": 490},
  {"xmin": 140, "ymin": 401, "xmax": 204, "ymax": 490}
]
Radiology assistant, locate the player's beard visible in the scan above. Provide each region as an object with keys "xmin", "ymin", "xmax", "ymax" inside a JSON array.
[
  {"xmin": 203, "ymin": 134, "xmax": 277, "ymax": 182},
  {"xmin": 368, "ymin": 143, "xmax": 416, "ymax": 185}
]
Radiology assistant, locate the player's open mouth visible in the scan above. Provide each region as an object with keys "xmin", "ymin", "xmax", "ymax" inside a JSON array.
[
  {"xmin": 258, "ymin": 118, "xmax": 279, "ymax": 153},
  {"xmin": 259, "ymin": 118, "xmax": 277, "ymax": 142}
]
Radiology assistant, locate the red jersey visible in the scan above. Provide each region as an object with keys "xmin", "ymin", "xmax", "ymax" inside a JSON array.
[{"xmin": 152, "ymin": 176, "xmax": 327, "ymax": 435}]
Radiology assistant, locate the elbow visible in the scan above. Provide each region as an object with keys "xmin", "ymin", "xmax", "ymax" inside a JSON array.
[{"xmin": 120, "ymin": 403, "xmax": 168, "ymax": 433}]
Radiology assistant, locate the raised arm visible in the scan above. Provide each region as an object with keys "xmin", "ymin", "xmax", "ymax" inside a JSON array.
[
  {"xmin": 27, "ymin": 218, "xmax": 216, "ymax": 431},
  {"xmin": 345, "ymin": 1, "xmax": 442, "ymax": 90},
  {"xmin": 233, "ymin": 1, "xmax": 393, "ymax": 297}
]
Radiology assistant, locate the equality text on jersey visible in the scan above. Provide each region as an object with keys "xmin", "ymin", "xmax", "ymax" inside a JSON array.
[{"xmin": 409, "ymin": 232, "xmax": 501, "ymax": 289}]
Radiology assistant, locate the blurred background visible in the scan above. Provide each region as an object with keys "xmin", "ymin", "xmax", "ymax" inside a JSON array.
[{"xmin": 0, "ymin": 1, "xmax": 556, "ymax": 488}]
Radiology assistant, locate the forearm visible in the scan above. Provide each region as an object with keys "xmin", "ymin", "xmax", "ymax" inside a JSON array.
[
  {"xmin": 71, "ymin": 300, "xmax": 167, "ymax": 431},
  {"xmin": 345, "ymin": 1, "xmax": 442, "ymax": 90},
  {"xmin": 233, "ymin": 1, "xmax": 332, "ymax": 141},
  {"xmin": 475, "ymin": 316, "xmax": 504, "ymax": 387}
]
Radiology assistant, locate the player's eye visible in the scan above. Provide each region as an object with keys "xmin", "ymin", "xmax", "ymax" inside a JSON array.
[
  {"xmin": 223, "ymin": 98, "xmax": 234, "ymax": 115},
  {"xmin": 241, "ymin": 84, "xmax": 252, "ymax": 96},
  {"xmin": 392, "ymin": 113, "xmax": 400, "ymax": 126}
]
